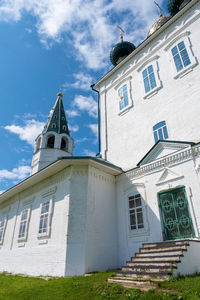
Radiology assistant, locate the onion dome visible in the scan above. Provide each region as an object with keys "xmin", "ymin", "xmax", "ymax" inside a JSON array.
[
  {"xmin": 147, "ymin": 15, "xmax": 171, "ymax": 37},
  {"xmin": 167, "ymin": 0, "xmax": 191, "ymax": 16},
  {"xmin": 110, "ymin": 41, "xmax": 136, "ymax": 66}
]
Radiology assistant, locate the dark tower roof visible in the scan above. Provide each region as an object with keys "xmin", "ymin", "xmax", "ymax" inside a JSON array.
[
  {"xmin": 43, "ymin": 92, "xmax": 70, "ymax": 136},
  {"xmin": 110, "ymin": 41, "xmax": 136, "ymax": 66},
  {"xmin": 168, "ymin": 0, "xmax": 192, "ymax": 16}
]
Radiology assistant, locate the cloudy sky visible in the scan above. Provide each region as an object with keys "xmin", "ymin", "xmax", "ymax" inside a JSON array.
[{"xmin": 0, "ymin": 0, "xmax": 168, "ymax": 193}]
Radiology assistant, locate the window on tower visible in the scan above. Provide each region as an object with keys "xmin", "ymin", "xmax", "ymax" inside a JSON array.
[
  {"xmin": 52, "ymin": 123, "xmax": 56, "ymax": 129},
  {"xmin": 153, "ymin": 121, "xmax": 168, "ymax": 143},
  {"xmin": 171, "ymin": 41, "xmax": 191, "ymax": 72},
  {"xmin": 60, "ymin": 137, "xmax": 68, "ymax": 151},
  {"xmin": 142, "ymin": 65, "xmax": 157, "ymax": 93},
  {"xmin": 46, "ymin": 135, "xmax": 55, "ymax": 148},
  {"xmin": 118, "ymin": 84, "xmax": 129, "ymax": 111}
]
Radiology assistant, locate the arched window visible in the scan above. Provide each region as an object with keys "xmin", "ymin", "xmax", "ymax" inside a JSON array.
[
  {"xmin": 63, "ymin": 125, "xmax": 66, "ymax": 131},
  {"xmin": 47, "ymin": 135, "xmax": 55, "ymax": 148},
  {"xmin": 60, "ymin": 137, "xmax": 68, "ymax": 151},
  {"xmin": 153, "ymin": 121, "xmax": 168, "ymax": 143},
  {"xmin": 36, "ymin": 137, "xmax": 41, "ymax": 152},
  {"xmin": 52, "ymin": 123, "xmax": 56, "ymax": 129},
  {"xmin": 54, "ymin": 115, "xmax": 57, "ymax": 119}
]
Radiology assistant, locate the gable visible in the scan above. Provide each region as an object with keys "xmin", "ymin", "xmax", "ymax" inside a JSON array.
[
  {"xmin": 138, "ymin": 140, "xmax": 195, "ymax": 166},
  {"xmin": 156, "ymin": 168, "xmax": 184, "ymax": 186}
]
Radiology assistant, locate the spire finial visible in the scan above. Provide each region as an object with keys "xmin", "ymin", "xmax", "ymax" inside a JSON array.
[
  {"xmin": 117, "ymin": 25, "xmax": 124, "ymax": 42},
  {"xmin": 57, "ymin": 85, "xmax": 63, "ymax": 97},
  {"xmin": 154, "ymin": 1, "xmax": 163, "ymax": 17}
]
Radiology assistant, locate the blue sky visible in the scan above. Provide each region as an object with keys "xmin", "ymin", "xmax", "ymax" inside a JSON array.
[{"xmin": 0, "ymin": 0, "xmax": 168, "ymax": 193}]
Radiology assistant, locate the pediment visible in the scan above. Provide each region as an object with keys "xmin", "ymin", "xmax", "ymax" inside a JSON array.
[
  {"xmin": 156, "ymin": 168, "xmax": 184, "ymax": 186},
  {"xmin": 138, "ymin": 140, "xmax": 194, "ymax": 166}
]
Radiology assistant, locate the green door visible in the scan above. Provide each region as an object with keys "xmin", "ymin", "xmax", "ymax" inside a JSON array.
[{"xmin": 158, "ymin": 187, "xmax": 195, "ymax": 241}]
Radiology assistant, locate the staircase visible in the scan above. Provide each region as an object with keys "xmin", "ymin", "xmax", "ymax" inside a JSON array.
[{"xmin": 108, "ymin": 240, "xmax": 190, "ymax": 290}]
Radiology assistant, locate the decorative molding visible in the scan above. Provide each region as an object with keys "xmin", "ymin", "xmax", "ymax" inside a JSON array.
[
  {"xmin": 126, "ymin": 144, "xmax": 200, "ymax": 180},
  {"xmin": 22, "ymin": 196, "xmax": 35, "ymax": 206},
  {"xmin": 164, "ymin": 31, "xmax": 190, "ymax": 51},
  {"xmin": 137, "ymin": 55, "xmax": 160, "ymax": 72},
  {"xmin": 41, "ymin": 186, "xmax": 57, "ymax": 198},
  {"xmin": 114, "ymin": 75, "xmax": 132, "ymax": 90},
  {"xmin": 156, "ymin": 168, "xmax": 184, "ymax": 186}
]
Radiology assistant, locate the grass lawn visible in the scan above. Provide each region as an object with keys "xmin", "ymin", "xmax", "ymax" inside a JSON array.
[{"xmin": 0, "ymin": 271, "xmax": 200, "ymax": 300}]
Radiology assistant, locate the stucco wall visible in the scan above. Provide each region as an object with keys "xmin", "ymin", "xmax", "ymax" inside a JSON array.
[
  {"xmin": 0, "ymin": 167, "xmax": 71, "ymax": 277},
  {"xmin": 116, "ymin": 152, "xmax": 200, "ymax": 267},
  {"xmin": 98, "ymin": 1, "xmax": 200, "ymax": 170}
]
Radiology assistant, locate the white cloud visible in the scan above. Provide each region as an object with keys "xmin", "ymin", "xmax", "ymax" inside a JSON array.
[
  {"xmin": 64, "ymin": 72, "xmax": 93, "ymax": 91},
  {"xmin": 0, "ymin": 190, "xmax": 5, "ymax": 194},
  {"xmin": 5, "ymin": 120, "xmax": 45, "ymax": 146},
  {"xmin": 76, "ymin": 137, "xmax": 89, "ymax": 144},
  {"xmin": 83, "ymin": 149, "xmax": 96, "ymax": 157},
  {"xmin": 74, "ymin": 95, "xmax": 97, "ymax": 118},
  {"xmin": 66, "ymin": 109, "xmax": 80, "ymax": 118},
  {"xmin": 87, "ymin": 124, "xmax": 98, "ymax": 137},
  {"xmin": 69, "ymin": 124, "xmax": 79, "ymax": 132},
  {"xmin": 0, "ymin": 165, "xmax": 31, "ymax": 182},
  {"xmin": 0, "ymin": 0, "xmax": 162, "ymax": 69}
]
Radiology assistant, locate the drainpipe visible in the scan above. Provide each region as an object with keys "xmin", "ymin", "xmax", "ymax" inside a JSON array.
[{"xmin": 90, "ymin": 84, "xmax": 101, "ymax": 157}]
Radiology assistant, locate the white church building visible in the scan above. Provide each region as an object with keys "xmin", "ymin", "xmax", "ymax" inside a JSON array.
[{"xmin": 0, "ymin": 0, "xmax": 200, "ymax": 278}]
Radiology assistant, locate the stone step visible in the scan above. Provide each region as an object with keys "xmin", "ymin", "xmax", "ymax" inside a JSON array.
[
  {"xmin": 108, "ymin": 278, "xmax": 157, "ymax": 291},
  {"xmin": 142, "ymin": 240, "xmax": 190, "ymax": 249},
  {"xmin": 140, "ymin": 245, "xmax": 187, "ymax": 253},
  {"xmin": 116, "ymin": 272, "xmax": 170, "ymax": 280},
  {"xmin": 135, "ymin": 250, "xmax": 183, "ymax": 257},
  {"xmin": 111, "ymin": 276, "xmax": 167, "ymax": 282},
  {"xmin": 121, "ymin": 266, "xmax": 171, "ymax": 273},
  {"xmin": 126, "ymin": 261, "xmax": 177, "ymax": 268},
  {"xmin": 131, "ymin": 255, "xmax": 181, "ymax": 262}
]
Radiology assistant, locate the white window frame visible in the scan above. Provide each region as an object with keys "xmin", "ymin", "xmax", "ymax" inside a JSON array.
[
  {"xmin": 114, "ymin": 76, "xmax": 133, "ymax": 115},
  {"xmin": 38, "ymin": 197, "xmax": 54, "ymax": 239},
  {"xmin": 164, "ymin": 31, "xmax": 197, "ymax": 79},
  {"xmin": 124, "ymin": 184, "xmax": 149, "ymax": 237},
  {"xmin": 128, "ymin": 194, "xmax": 144, "ymax": 231},
  {"xmin": 0, "ymin": 217, "xmax": 7, "ymax": 245},
  {"xmin": 137, "ymin": 55, "xmax": 162, "ymax": 99},
  {"xmin": 18, "ymin": 207, "xmax": 31, "ymax": 242}
]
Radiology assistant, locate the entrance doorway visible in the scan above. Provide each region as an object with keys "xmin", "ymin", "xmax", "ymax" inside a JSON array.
[{"xmin": 158, "ymin": 187, "xmax": 195, "ymax": 241}]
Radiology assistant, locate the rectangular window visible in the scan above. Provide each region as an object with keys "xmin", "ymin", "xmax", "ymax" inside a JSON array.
[
  {"xmin": 153, "ymin": 121, "xmax": 168, "ymax": 143},
  {"xmin": 142, "ymin": 65, "xmax": 157, "ymax": 93},
  {"xmin": 118, "ymin": 84, "xmax": 129, "ymax": 110},
  {"xmin": 129, "ymin": 194, "xmax": 144, "ymax": 230},
  {"xmin": 0, "ymin": 218, "xmax": 6, "ymax": 244},
  {"xmin": 18, "ymin": 208, "xmax": 29, "ymax": 240},
  {"xmin": 39, "ymin": 200, "xmax": 50, "ymax": 235},
  {"xmin": 171, "ymin": 41, "xmax": 191, "ymax": 72}
]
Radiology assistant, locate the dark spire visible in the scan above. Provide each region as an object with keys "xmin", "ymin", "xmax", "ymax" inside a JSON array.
[{"xmin": 43, "ymin": 91, "xmax": 70, "ymax": 136}]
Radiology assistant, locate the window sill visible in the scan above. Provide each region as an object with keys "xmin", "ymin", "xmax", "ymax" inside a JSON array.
[
  {"xmin": 128, "ymin": 228, "xmax": 149, "ymax": 238},
  {"xmin": 18, "ymin": 237, "xmax": 27, "ymax": 242},
  {"xmin": 37, "ymin": 232, "xmax": 50, "ymax": 239},
  {"xmin": 173, "ymin": 62, "xmax": 197, "ymax": 79},
  {"xmin": 118, "ymin": 103, "xmax": 133, "ymax": 116},
  {"xmin": 143, "ymin": 85, "xmax": 162, "ymax": 99}
]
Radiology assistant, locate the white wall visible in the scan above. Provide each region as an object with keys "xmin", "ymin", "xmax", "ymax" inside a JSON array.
[
  {"xmin": 0, "ymin": 167, "xmax": 71, "ymax": 277},
  {"xmin": 85, "ymin": 165, "xmax": 118, "ymax": 273},
  {"xmin": 98, "ymin": 1, "xmax": 200, "ymax": 170},
  {"xmin": 116, "ymin": 150, "xmax": 200, "ymax": 266},
  {"xmin": 65, "ymin": 165, "xmax": 118, "ymax": 276}
]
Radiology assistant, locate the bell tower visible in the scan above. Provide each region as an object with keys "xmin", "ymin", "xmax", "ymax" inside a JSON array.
[{"xmin": 31, "ymin": 90, "xmax": 74, "ymax": 175}]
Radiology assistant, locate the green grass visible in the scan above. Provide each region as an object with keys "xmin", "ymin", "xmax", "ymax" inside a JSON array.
[{"xmin": 0, "ymin": 271, "xmax": 200, "ymax": 300}]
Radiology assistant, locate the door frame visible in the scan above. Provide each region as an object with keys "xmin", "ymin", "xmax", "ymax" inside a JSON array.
[{"xmin": 158, "ymin": 186, "xmax": 195, "ymax": 241}]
